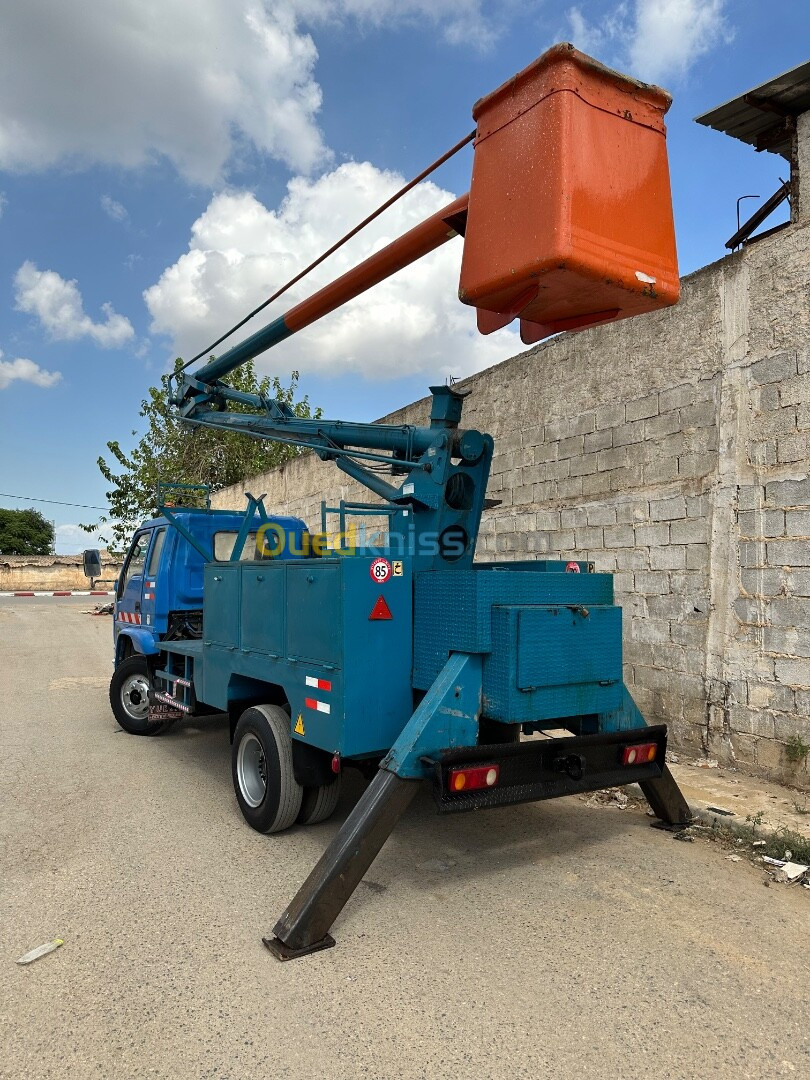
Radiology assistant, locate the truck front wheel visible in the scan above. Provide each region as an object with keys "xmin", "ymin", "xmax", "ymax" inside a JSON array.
[
  {"xmin": 232, "ymin": 705, "xmax": 303, "ymax": 834},
  {"xmin": 110, "ymin": 655, "xmax": 169, "ymax": 736}
]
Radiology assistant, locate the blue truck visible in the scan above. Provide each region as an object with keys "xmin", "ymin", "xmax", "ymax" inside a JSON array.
[{"xmin": 108, "ymin": 45, "xmax": 689, "ymax": 958}]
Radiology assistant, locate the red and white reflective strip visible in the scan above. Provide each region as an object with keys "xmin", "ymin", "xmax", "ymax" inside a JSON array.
[
  {"xmin": 118, "ymin": 611, "xmax": 142, "ymax": 624},
  {"xmin": 304, "ymin": 697, "xmax": 331, "ymax": 714},
  {"xmin": 0, "ymin": 590, "xmax": 116, "ymax": 598},
  {"xmin": 143, "ymin": 592, "xmax": 155, "ymax": 600},
  {"xmin": 305, "ymin": 675, "xmax": 332, "ymax": 692}
]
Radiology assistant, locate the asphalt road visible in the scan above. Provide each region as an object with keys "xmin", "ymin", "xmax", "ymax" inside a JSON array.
[{"xmin": 1, "ymin": 596, "xmax": 808, "ymax": 1080}]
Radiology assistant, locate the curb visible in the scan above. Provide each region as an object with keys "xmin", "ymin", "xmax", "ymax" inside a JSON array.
[{"xmin": 0, "ymin": 590, "xmax": 115, "ymax": 598}]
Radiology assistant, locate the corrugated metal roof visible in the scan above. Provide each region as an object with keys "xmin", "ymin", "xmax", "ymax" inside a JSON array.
[{"xmin": 695, "ymin": 59, "xmax": 810, "ymax": 160}]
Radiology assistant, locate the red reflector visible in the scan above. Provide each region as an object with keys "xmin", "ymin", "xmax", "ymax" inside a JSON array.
[
  {"xmin": 448, "ymin": 764, "xmax": 500, "ymax": 792},
  {"xmin": 331, "ymin": 754, "xmax": 341, "ymax": 774},
  {"xmin": 369, "ymin": 595, "xmax": 392, "ymax": 620},
  {"xmin": 621, "ymin": 742, "xmax": 657, "ymax": 766}
]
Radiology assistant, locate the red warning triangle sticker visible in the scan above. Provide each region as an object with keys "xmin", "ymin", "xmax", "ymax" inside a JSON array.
[{"xmin": 369, "ymin": 595, "xmax": 393, "ymax": 621}]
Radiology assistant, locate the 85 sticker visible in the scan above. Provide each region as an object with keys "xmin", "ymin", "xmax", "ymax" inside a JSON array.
[{"xmin": 370, "ymin": 557, "xmax": 392, "ymax": 583}]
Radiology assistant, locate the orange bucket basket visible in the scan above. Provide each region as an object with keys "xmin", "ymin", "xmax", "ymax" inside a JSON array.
[{"xmin": 459, "ymin": 43, "xmax": 679, "ymax": 344}]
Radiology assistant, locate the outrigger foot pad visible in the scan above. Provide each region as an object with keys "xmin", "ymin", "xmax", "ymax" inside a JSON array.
[{"xmin": 263, "ymin": 934, "xmax": 336, "ymax": 961}]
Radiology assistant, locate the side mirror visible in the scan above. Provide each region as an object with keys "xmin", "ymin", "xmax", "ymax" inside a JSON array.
[{"xmin": 83, "ymin": 549, "xmax": 102, "ymax": 579}]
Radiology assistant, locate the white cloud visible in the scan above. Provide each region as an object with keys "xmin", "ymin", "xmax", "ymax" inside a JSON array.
[
  {"xmin": 0, "ymin": 1, "xmax": 501, "ymax": 186},
  {"xmin": 145, "ymin": 162, "xmax": 514, "ymax": 382},
  {"xmin": 0, "ymin": 352, "xmax": 61, "ymax": 390},
  {"xmin": 0, "ymin": 1, "xmax": 327, "ymax": 184},
  {"xmin": 101, "ymin": 195, "xmax": 128, "ymax": 224},
  {"xmin": 14, "ymin": 262, "xmax": 135, "ymax": 347},
  {"xmin": 565, "ymin": 0, "xmax": 731, "ymax": 84},
  {"xmin": 55, "ymin": 523, "xmax": 107, "ymax": 556}
]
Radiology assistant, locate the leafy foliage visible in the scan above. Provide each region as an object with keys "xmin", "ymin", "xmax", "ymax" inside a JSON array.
[
  {"xmin": 0, "ymin": 507, "xmax": 55, "ymax": 555},
  {"xmin": 84, "ymin": 359, "xmax": 320, "ymax": 552}
]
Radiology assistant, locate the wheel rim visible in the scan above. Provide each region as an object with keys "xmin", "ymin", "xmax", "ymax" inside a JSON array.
[
  {"xmin": 120, "ymin": 673, "xmax": 151, "ymax": 721},
  {"xmin": 237, "ymin": 733, "xmax": 267, "ymax": 807}
]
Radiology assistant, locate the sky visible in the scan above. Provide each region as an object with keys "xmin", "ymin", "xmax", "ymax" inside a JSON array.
[{"xmin": 0, "ymin": 0, "xmax": 808, "ymax": 553}]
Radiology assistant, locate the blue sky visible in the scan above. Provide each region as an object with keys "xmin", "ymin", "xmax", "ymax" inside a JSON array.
[{"xmin": 0, "ymin": 0, "xmax": 807, "ymax": 552}]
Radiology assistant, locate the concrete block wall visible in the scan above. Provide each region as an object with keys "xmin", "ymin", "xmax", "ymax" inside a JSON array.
[{"xmin": 213, "ymin": 215, "xmax": 810, "ymax": 790}]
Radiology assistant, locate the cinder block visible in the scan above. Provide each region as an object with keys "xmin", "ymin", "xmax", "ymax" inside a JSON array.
[
  {"xmin": 680, "ymin": 400, "xmax": 716, "ymax": 429},
  {"xmin": 670, "ymin": 620, "xmax": 707, "ymax": 647},
  {"xmin": 659, "ymin": 383, "xmax": 696, "ymax": 412},
  {"xmin": 737, "ymin": 509, "xmax": 785, "ymax": 538},
  {"xmin": 543, "ymin": 417, "xmax": 570, "ymax": 441},
  {"xmin": 569, "ymin": 454, "xmax": 598, "ymax": 477},
  {"xmin": 686, "ymin": 544, "xmax": 709, "ymax": 570},
  {"xmin": 533, "ymin": 442, "xmax": 558, "ymax": 464},
  {"xmin": 536, "ymin": 510, "xmax": 561, "ymax": 531},
  {"xmin": 737, "ymin": 486, "xmax": 764, "ymax": 512},
  {"xmin": 597, "ymin": 446, "xmax": 627, "ymax": 471},
  {"xmin": 586, "ymin": 505, "xmax": 617, "ymax": 526},
  {"xmin": 613, "ymin": 548, "xmax": 649, "ymax": 570},
  {"xmin": 650, "ymin": 545, "xmax": 686, "ymax": 570},
  {"xmin": 774, "ymin": 657, "xmax": 810, "ymax": 686},
  {"xmin": 609, "ymin": 464, "xmax": 644, "ymax": 491},
  {"xmin": 747, "ymin": 681, "xmax": 794, "ymax": 712},
  {"xmin": 729, "ymin": 705, "xmax": 775, "ymax": 739},
  {"xmin": 636, "ymin": 522, "xmax": 670, "ymax": 546},
  {"xmin": 773, "ymin": 712, "xmax": 810, "ymax": 744},
  {"xmin": 569, "ymin": 412, "xmax": 596, "ymax": 436},
  {"xmin": 686, "ymin": 494, "xmax": 711, "ymax": 518},
  {"xmin": 633, "ymin": 572, "xmax": 665, "ymax": 597},
  {"xmin": 557, "ymin": 434, "xmax": 584, "ymax": 460},
  {"xmin": 645, "ymin": 411, "xmax": 681, "ymax": 440},
  {"xmin": 768, "ymin": 540, "xmax": 810, "ymax": 567},
  {"xmin": 740, "ymin": 568, "xmax": 785, "ymax": 596},
  {"xmin": 650, "ymin": 495, "xmax": 687, "ymax": 521},
  {"xmin": 626, "ymin": 393, "xmax": 659, "ymax": 422},
  {"xmin": 768, "ymin": 596, "xmax": 810, "ymax": 629},
  {"xmin": 679, "ymin": 452, "xmax": 717, "ymax": 480},
  {"xmin": 749, "ymin": 440, "xmax": 778, "ymax": 467},
  {"xmin": 786, "ymin": 510, "xmax": 810, "ymax": 535},
  {"xmin": 779, "ymin": 373, "xmax": 810, "ymax": 408},
  {"xmin": 595, "ymin": 402, "xmax": 625, "ymax": 430},
  {"xmin": 643, "ymin": 456, "xmax": 680, "ymax": 484},
  {"xmin": 631, "ymin": 617, "xmax": 671, "ymax": 644},
  {"xmin": 584, "ymin": 428, "xmax": 613, "ymax": 453},
  {"xmin": 751, "ymin": 407, "xmax": 797, "ymax": 440},
  {"xmin": 575, "ymin": 526, "xmax": 604, "ymax": 548},
  {"xmin": 613, "ymin": 419, "xmax": 645, "ymax": 446},
  {"xmin": 603, "ymin": 525, "xmax": 634, "ymax": 547},
  {"xmin": 548, "ymin": 530, "xmax": 576, "ymax": 551},
  {"xmin": 777, "ymin": 433, "xmax": 809, "ymax": 464},
  {"xmin": 561, "ymin": 507, "xmax": 588, "ymax": 528},
  {"xmin": 763, "ymin": 625, "xmax": 810, "ymax": 658},
  {"xmin": 739, "ymin": 540, "xmax": 766, "ymax": 568},
  {"xmin": 749, "ymin": 352, "xmax": 798, "ymax": 384},
  {"xmin": 788, "ymin": 569, "xmax": 810, "ymax": 596},
  {"xmin": 581, "ymin": 471, "xmax": 612, "ymax": 496},
  {"xmin": 670, "ymin": 518, "xmax": 709, "ymax": 544},
  {"xmin": 765, "ymin": 477, "xmax": 810, "ymax": 508}
]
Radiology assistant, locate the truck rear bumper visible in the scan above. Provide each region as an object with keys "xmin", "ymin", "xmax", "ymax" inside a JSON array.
[{"xmin": 430, "ymin": 724, "xmax": 671, "ymax": 813}]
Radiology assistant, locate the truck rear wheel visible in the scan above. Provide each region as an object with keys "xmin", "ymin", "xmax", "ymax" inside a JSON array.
[
  {"xmin": 232, "ymin": 705, "xmax": 303, "ymax": 834},
  {"xmin": 297, "ymin": 777, "xmax": 341, "ymax": 825},
  {"xmin": 110, "ymin": 655, "xmax": 170, "ymax": 736}
]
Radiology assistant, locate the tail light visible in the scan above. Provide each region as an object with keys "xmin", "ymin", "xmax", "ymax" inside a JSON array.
[
  {"xmin": 621, "ymin": 743, "xmax": 658, "ymax": 766},
  {"xmin": 448, "ymin": 764, "xmax": 500, "ymax": 792}
]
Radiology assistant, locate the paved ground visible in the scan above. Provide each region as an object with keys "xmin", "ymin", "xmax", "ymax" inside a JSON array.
[{"xmin": 1, "ymin": 596, "xmax": 808, "ymax": 1079}]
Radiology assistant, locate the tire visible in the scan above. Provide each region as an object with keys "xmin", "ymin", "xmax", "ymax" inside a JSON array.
[
  {"xmin": 110, "ymin": 655, "xmax": 169, "ymax": 736},
  {"xmin": 232, "ymin": 705, "xmax": 303, "ymax": 834},
  {"xmin": 297, "ymin": 777, "xmax": 341, "ymax": 825}
]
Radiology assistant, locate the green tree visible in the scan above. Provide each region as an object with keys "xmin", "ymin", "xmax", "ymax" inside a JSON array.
[
  {"xmin": 0, "ymin": 508, "xmax": 55, "ymax": 555},
  {"xmin": 84, "ymin": 359, "xmax": 321, "ymax": 552}
]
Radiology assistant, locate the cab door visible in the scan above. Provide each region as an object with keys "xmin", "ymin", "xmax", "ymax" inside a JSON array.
[
  {"xmin": 116, "ymin": 529, "xmax": 151, "ymax": 630},
  {"xmin": 139, "ymin": 527, "xmax": 167, "ymax": 632}
]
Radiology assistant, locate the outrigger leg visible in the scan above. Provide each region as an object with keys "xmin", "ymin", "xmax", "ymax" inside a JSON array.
[{"xmin": 265, "ymin": 653, "xmax": 482, "ymax": 960}]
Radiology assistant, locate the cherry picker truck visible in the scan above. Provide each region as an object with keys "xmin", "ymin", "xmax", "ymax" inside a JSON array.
[{"xmin": 109, "ymin": 45, "xmax": 691, "ymax": 959}]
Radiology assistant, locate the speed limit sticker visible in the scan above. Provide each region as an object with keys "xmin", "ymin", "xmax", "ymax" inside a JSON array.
[{"xmin": 370, "ymin": 557, "xmax": 392, "ymax": 583}]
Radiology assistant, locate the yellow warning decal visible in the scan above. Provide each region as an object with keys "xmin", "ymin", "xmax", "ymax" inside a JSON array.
[{"xmin": 294, "ymin": 713, "xmax": 305, "ymax": 736}]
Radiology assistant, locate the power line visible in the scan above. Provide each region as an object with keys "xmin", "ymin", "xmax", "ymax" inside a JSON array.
[{"xmin": 0, "ymin": 492, "xmax": 109, "ymax": 511}]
